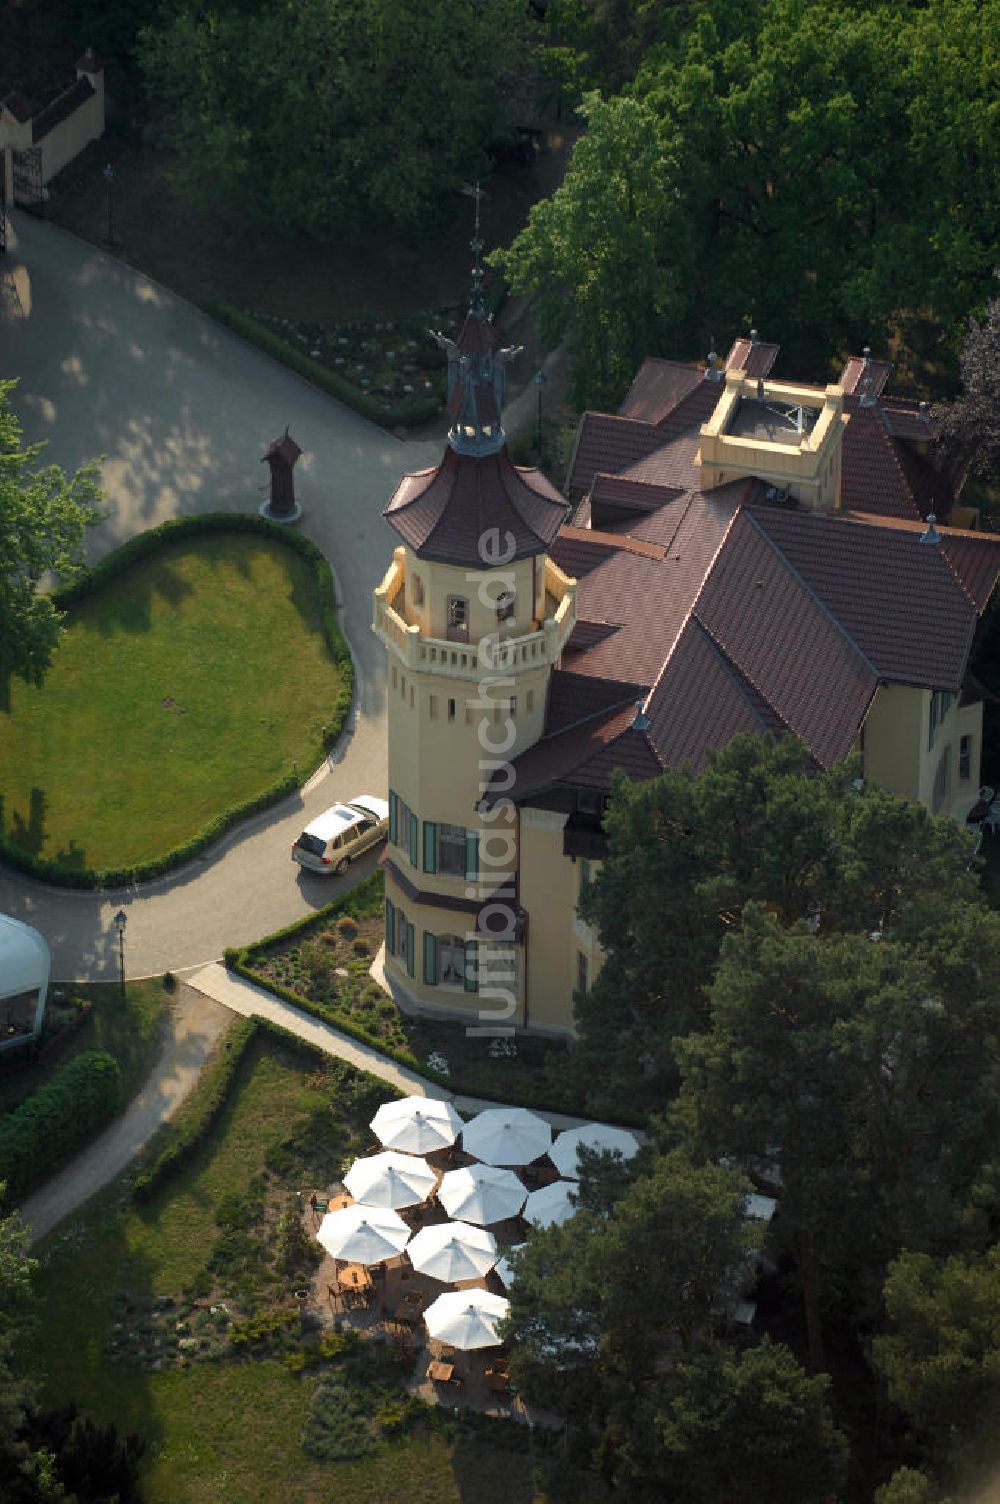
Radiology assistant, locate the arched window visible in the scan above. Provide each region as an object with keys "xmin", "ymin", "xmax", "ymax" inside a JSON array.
[
  {"xmin": 496, "ymin": 589, "xmax": 516, "ymax": 624},
  {"xmin": 411, "ymin": 573, "xmax": 425, "ymax": 607}
]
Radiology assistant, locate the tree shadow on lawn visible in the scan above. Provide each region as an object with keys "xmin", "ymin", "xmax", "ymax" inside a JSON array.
[
  {"xmin": 75, "ymin": 552, "xmax": 196, "ymax": 639},
  {"xmin": 1, "ymin": 786, "xmax": 88, "ymax": 870}
]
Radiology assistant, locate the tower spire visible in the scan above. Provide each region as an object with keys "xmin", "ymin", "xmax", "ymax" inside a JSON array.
[{"xmin": 429, "ymin": 185, "xmax": 522, "ymax": 457}]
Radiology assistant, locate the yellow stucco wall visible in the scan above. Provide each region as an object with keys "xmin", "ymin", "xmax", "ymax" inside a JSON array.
[
  {"xmin": 519, "ymin": 810, "xmax": 603, "ymax": 1035},
  {"xmin": 863, "ymin": 683, "xmax": 983, "ymax": 817}
]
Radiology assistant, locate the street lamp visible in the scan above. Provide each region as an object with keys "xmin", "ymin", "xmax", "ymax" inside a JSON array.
[
  {"xmin": 113, "ymin": 908, "xmax": 127, "ymax": 997},
  {"xmin": 103, "ymin": 162, "xmax": 114, "ymax": 244},
  {"xmin": 534, "ymin": 368, "xmax": 548, "ymax": 454}
]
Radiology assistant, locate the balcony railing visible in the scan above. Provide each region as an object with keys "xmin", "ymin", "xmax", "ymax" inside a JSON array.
[{"xmin": 373, "ymin": 553, "xmax": 577, "ymax": 681}]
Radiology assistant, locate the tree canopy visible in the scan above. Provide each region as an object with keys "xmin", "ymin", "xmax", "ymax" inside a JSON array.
[
  {"xmin": 499, "ymin": 0, "xmax": 1000, "ymax": 406},
  {"xmin": 572, "ymin": 734, "xmax": 980, "ymax": 1115},
  {"xmin": 504, "ymin": 1149, "xmax": 846, "ymax": 1499},
  {"xmin": 140, "ymin": 0, "xmax": 531, "ymax": 236},
  {"xmin": 0, "ymin": 382, "xmax": 102, "ymax": 689}
]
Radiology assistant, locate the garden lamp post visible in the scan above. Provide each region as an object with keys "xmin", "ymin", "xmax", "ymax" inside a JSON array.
[
  {"xmin": 103, "ymin": 162, "xmax": 114, "ymax": 244},
  {"xmin": 114, "ymin": 908, "xmax": 127, "ymax": 997},
  {"xmin": 534, "ymin": 368, "xmax": 547, "ymax": 454}
]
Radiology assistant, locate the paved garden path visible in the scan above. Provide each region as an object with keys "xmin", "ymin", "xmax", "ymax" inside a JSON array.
[
  {"xmin": 18, "ymin": 983, "xmax": 230, "ymax": 1244},
  {"xmin": 184, "ymin": 961, "xmax": 591, "ymax": 1128},
  {"xmin": 0, "ymin": 210, "xmax": 439, "ymax": 981}
]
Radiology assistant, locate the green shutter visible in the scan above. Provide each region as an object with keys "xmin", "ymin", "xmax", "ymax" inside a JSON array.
[
  {"xmin": 409, "ymin": 812, "xmax": 419, "ymax": 867},
  {"xmin": 464, "ymin": 939, "xmax": 478, "ymax": 993},
  {"xmin": 465, "ymin": 830, "xmax": 479, "ymax": 882},
  {"xmin": 388, "ymin": 791, "xmax": 397, "ymax": 845},
  {"xmin": 423, "ymin": 821, "xmax": 438, "ymax": 874},
  {"xmin": 406, "ymin": 923, "xmax": 415, "ymax": 978},
  {"xmin": 385, "ymin": 897, "xmax": 395, "ymax": 955},
  {"xmin": 424, "ymin": 931, "xmax": 437, "ymax": 985}
]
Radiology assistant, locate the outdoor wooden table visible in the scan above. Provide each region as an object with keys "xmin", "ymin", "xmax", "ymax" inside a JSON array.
[
  {"xmin": 338, "ymin": 1264, "xmax": 373, "ymax": 1292},
  {"xmin": 426, "ymin": 1360, "xmax": 455, "ymax": 1383}
]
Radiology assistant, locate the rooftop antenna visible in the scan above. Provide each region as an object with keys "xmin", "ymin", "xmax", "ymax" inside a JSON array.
[
  {"xmin": 919, "ymin": 510, "xmax": 940, "ymax": 546},
  {"xmin": 462, "ymin": 181, "xmax": 487, "ymax": 316}
]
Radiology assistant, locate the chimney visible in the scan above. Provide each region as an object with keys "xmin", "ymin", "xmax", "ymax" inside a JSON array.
[{"xmin": 631, "ymin": 698, "xmax": 650, "ymax": 732}]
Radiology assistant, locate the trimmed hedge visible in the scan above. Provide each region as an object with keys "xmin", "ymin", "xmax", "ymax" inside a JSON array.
[
  {"xmin": 206, "ymin": 303, "xmax": 442, "ymax": 430},
  {"xmin": 132, "ymin": 1016, "xmax": 258, "ymax": 1202},
  {"xmin": 0, "ymin": 513, "xmax": 353, "ymax": 889},
  {"xmin": 230, "ymin": 873, "xmax": 445, "ymax": 1083},
  {"xmin": 0, "ymin": 1050, "xmax": 122, "ymax": 1203}
]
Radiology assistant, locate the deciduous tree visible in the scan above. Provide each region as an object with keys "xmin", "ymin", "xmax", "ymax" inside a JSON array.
[{"xmin": 0, "ymin": 382, "xmax": 102, "ymax": 689}]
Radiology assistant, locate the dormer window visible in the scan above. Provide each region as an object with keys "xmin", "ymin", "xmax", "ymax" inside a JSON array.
[
  {"xmin": 447, "ymin": 594, "xmax": 469, "ymax": 642},
  {"xmin": 496, "ymin": 589, "xmax": 515, "ymax": 623}
]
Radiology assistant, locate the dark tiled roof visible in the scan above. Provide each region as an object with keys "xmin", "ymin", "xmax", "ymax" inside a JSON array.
[
  {"xmin": 385, "ymin": 444, "xmax": 568, "ymax": 566},
  {"xmin": 726, "ymin": 337, "xmax": 780, "ymax": 379},
  {"xmin": 694, "ymin": 511, "xmax": 878, "ymax": 766},
  {"xmin": 619, "ymin": 358, "xmax": 703, "ymax": 423},
  {"xmin": 544, "ymin": 670, "xmax": 641, "ymax": 733},
  {"xmin": 881, "ymin": 400, "xmax": 938, "ymax": 442},
  {"xmin": 2, "ymin": 92, "xmax": 34, "ymax": 122},
  {"xmin": 563, "ymin": 620, "xmax": 623, "ymax": 655},
  {"xmin": 644, "ymin": 617, "xmax": 802, "ymax": 774},
  {"xmin": 503, "ymin": 703, "xmax": 661, "ymax": 802},
  {"xmin": 843, "ymin": 510, "xmax": 1000, "ymax": 614},
  {"xmin": 32, "ymin": 77, "xmax": 93, "ymax": 144},
  {"xmin": 750, "ymin": 505, "xmax": 979, "ymax": 692},
  {"xmin": 840, "ymin": 399, "xmax": 947, "ymax": 522},
  {"xmin": 839, "ymin": 356, "xmax": 893, "ymax": 397},
  {"xmin": 567, "ymin": 413, "xmax": 662, "ymax": 497}
]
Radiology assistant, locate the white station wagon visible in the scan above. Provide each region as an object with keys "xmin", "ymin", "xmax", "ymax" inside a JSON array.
[{"xmin": 291, "ymin": 796, "xmax": 390, "ymax": 875}]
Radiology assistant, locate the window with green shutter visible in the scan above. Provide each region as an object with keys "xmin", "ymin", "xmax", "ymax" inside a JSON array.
[
  {"xmin": 465, "ymin": 831, "xmax": 479, "ymax": 882},
  {"xmin": 464, "ymin": 939, "xmax": 478, "ymax": 993},
  {"xmin": 385, "ymin": 897, "xmax": 396, "ymax": 955},
  {"xmin": 409, "ymin": 812, "xmax": 419, "ymax": 867},
  {"xmin": 406, "ymin": 923, "xmax": 415, "ymax": 978},
  {"xmin": 424, "ymin": 932, "xmax": 438, "ymax": 985},
  {"xmin": 388, "ymin": 791, "xmax": 397, "ymax": 845},
  {"xmin": 423, "ymin": 821, "xmax": 438, "ymax": 874}
]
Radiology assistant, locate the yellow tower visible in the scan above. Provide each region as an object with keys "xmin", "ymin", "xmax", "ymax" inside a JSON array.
[{"xmin": 372, "ymin": 253, "xmax": 576, "ymax": 1032}]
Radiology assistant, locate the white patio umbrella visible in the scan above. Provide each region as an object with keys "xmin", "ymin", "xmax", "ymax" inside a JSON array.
[
  {"xmin": 438, "ymin": 1164, "xmax": 527, "ymax": 1226},
  {"xmin": 343, "ymin": 1150, "xmax": 437, "ymax": 1210},
  {"xmin": 407, "ymin": 1220, "xmax": 498, "ymax": 1283},
  {"xmin": 316, "ymin": 1203, "xmax": 411, "ymax": 1264},
  {"xmin": 370, "ymin": 1095, "xmax": 463, "ymax": 1154},
  {"xmin": 549, "ymin": 1124, "xmax": 640, "ymax": 1180},
  {"xmin": 423, "ymin": 1289, "xmax": 510, "ymax": 1350},
  {"xmin": 461, "ymin": 1107, "xmax": 552, "ymax": 1167},
  {"xmin": 524, "ymin": 1180, "xmax": 578, "ymax": 1229},
  {"xmin": 494, "ymin": 1244, "xmax": 527, "ymax": 1290}
]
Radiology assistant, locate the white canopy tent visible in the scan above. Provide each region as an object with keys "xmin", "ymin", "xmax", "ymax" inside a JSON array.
[
  {"xmin": 316, "ymin": 1204, "xmax": 411, "ymax": 1264},
  {"xmin": 461, "ymin": 1107, "xmax": 552, "ymax": 1167},
  {"xmin": 0, "ymin": 914, "xmax": 50, "ymax": 1052},
  {"xmin": 343, "ymin": 1151, "xmax": 437, "ymax": 1210},
  {"xmin": 524, "ymin": 1180, "xmax": 578, "ymax": 1229},
  {"xmin": 370, "ymin": 1095, "xmax": 463, "ymax": 1154},
  {"xmin": 423, "ymin": 1289, "xmax": 510, "ymax": 1350},
  {"xmin": 407, "ymin": 1221, "xmax": 498, "ymax": 1283},
  {"xmin": 438, "ymin": 1165, "xmax": 527, "ymax": 1226},
  {"xmin": 548, "ymin": 1124, "xmax": 640, "ymax": 1180}
]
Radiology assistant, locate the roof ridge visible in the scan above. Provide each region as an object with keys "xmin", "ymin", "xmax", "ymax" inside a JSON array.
[
  {"xmin": 841, "ymin": 507, "xmax": 989, "ymax": 610},
  {"xmin": 743, "ymin": 509, "xmax": 880, "ymax": 678},
  {"xmin": 640, "ymin": 497, "xmax": 742, "ymax": 709},
  {"xmin": 689, "ymin": 616, "xmax": 797, "ymax": 742}
]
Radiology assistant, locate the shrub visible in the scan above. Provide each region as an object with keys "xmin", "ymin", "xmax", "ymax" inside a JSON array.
[
  {"xmin": 132, "ymin": 1018, "xmax": 257, "ymax": 1202},
  {"xmin": 301, "ymin": 1379, "xmax": 374, "ymax": 1462},
  {"xmin": 0, "ymin": 1051, "xmax": 122, "ymax": 1201},
  {"xmin": 336, "ymin": 916, "xmax": 358, "ymax": 939},
  {"xmin": 351, "ymin": 939, "xmax": 370, "ymax": 957}
]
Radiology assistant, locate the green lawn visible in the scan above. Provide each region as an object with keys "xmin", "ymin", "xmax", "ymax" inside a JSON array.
[
  {"xmin": 0, "ymin": 978, "xmax": 169, "ymax": 1117},
  {"xmin": 0, "ymin": 534, "xmax": 343, "ymax": 870},
  {"xmin": 30, "ymin": 1033, "xmax": 543, "ymax": 1504}
]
